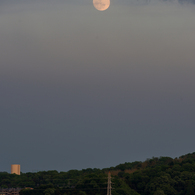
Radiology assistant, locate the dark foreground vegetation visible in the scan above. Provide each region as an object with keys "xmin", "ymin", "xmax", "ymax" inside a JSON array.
[{"xmin": 1, "ymin": 152, "xmax": 195, "ymax": 195}]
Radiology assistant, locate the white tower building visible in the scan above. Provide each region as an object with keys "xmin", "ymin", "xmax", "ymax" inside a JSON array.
[{"xmin": 11, "ymin": 164, "xmax": 20, "ymax": 175}]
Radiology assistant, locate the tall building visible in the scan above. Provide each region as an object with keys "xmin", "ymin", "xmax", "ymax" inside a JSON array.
[{"xmin": 11, "ymin": 164, "xmax": 20, "ymax": 175}]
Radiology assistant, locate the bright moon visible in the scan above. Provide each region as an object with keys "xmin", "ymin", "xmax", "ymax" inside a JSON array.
[{"xmin": 93, "ymin": 0, "xmax": 110, "ymax": 11}]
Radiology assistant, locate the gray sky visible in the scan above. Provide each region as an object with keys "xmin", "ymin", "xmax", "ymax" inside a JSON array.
[{"xmin": 1, "ymin": 0, "xmax": 195, "ymax": 173}]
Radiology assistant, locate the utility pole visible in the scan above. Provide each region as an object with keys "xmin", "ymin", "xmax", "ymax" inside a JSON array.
[{"xmin": 107, "ymin": 172, "xmax": 111, "ymax": 195}]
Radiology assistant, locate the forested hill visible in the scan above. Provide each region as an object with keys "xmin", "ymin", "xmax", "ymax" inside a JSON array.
[{"xmin": 1, "ymin": 152, "xmax": 195, "ymax": 195}]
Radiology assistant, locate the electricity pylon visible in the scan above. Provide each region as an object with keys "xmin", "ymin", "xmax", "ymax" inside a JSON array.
[{"xmin": 107, "ymin": 172, "xmax": 111, "ymax": 195}]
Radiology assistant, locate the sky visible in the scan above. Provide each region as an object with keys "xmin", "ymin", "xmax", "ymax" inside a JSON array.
[{"xmin": 1, "ymin": 0, "xmax": 195, "ymax": 173}]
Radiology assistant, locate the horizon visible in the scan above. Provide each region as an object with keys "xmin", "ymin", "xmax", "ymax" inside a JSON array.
[{"xmin": 4, "ymin": 151, "xmax": 194, "ymax": 173}]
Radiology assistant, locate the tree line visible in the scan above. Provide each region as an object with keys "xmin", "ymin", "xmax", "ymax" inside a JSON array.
[{"xmin": 1, "ymin": 152, "xmax": 195, "ymax": 195}]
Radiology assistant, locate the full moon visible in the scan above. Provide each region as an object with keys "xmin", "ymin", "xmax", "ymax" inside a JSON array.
[{"xmin": 93, "ymin": 0, "xmax": 110, "ymax": 11}]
